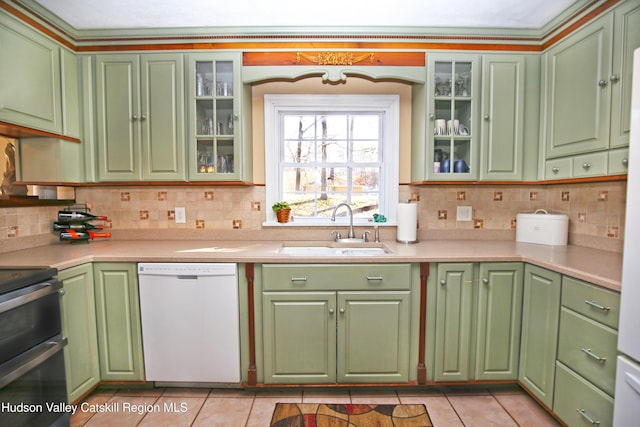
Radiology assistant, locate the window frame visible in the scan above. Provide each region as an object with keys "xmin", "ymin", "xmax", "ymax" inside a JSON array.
[{"xmin": 264, "ymin": 94, "xmax": 399, "ymax": 226}]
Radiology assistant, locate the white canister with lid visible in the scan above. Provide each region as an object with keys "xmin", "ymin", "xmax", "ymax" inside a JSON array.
[{"xmin": 516, "ymin": 209, "xmax": 569, "ymax": 246}]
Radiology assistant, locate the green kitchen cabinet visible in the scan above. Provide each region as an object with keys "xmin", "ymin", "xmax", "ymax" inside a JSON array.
[
  {"xmin": 93, "ymin": 262, "xmax": 145, "ymax": 381},
  {"xmin": 479, "ymin": 55, "xmax": 526, "ymax": 181},
  {"xmin": 432, "ymin": 263, "xmax": 474, "ymax": 381},
  {"xmin": 57, "ymin": 264, "xmax": 100, "ymax": 403},
  {"xmin": 0, "ymin": 9, "xmax": 62, "ymax": 134},
  {"xmin": 518, "ymin": 264, "xmax": 561, "ymax": 409},
  {"xmin": 474, "ymin": 262, "xmax": 523, "ymax": 380},
  {"xmin": 430, "ymin": 262, "xmax": 522, "ymax": 382},
  {"xmin": 95, "ymin": 53, "xmax": 185, "ymax": 181},
  {"xmin": 261, "ymin": 264, "xmax": 412, "ymax": 384},
  {"xmin": 424, "ymin": 53, "xmax": 481, "ymax": 181},
  {"xmin": 186, "ymin": 52, "xmax": 247, "ymax": 181},
  {"xmin": 60, "ymin": 47, "xmax": 82, "ymax": 139}
]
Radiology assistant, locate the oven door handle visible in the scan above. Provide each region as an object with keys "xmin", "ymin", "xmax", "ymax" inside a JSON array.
[
  {"xmin": 0, "ymin": 334, "xmax": 67, "ymax": 389},
  {"xmin": 0, "ymin": 279, "xmax": 62, "ymax": 315}
]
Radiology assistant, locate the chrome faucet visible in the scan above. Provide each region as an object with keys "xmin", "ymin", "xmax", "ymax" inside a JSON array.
[{"xmin": 331, "ymin": 203, "xmax": 356, "ymax": 239}]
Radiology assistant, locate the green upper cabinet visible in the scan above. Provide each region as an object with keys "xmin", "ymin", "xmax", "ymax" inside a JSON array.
[
  {"xmin": 0, "ymin": 10, "xmax": 62, "ymax": 134},
  {"xmin": 543, "ymin": 14, "xmax": 613, "ymax": 159},
  {"xmin": 518, "ymin": 264, "xmax": 561, "ymax": 409},
  {"xmin": 57, "ymin": 264, "xmax": 100, "ymax": 403},
  {"xmin": 186, "ymin": 52, "xmax": 245, "ymax": 181},
  {"xmin": 61, "ymin": 47, "xmax": 82, "ymax": 140},
  {"xmin": 610, "ymin": 0, "xmax": 640, "ymax": 149},
  {"xmin": 479, "ymin": 55, "xmax": 526, "ymax": 181},
  {"xmin": 425, "ymin": 53, "xmax": 480, "ymax": 181},
  {"xmin": 95, "ymin": 53, "xmax": 185, "ymax": 181}
]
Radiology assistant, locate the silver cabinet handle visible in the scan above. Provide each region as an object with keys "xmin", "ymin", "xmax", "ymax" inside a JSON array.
[
  {"xmin": 440, "ymin": 279, "xmax": 447, "ymax": 286},
  {"xmin": 484, "ymin": 115, "xmax": 490, "ymax": 121},
  {"xmin": 582, "ymin": 162, "xmax": 591, "ymax": 170},
  {"xmin": 339, "ymin": 308, "xmax": 345, "ymax": 314},
  {"xmin": 429, "ymin": 114, "xmax": 435, "ymax": 120},
  {"xmin": 610, "ymin": 74, "xmax": 620, "ymax": 83},
  {"xmin": 622, "ymin": 158, "xmax": 629, "ymax": 167},
  {"xmin": 576, "ymin": 408, "xmax": 600, "ymax": 425},
  {"xmin": 598, "ymin": 79, "xmax": 608, "ymax": 87},
  {"xmin": 59, "ymin": 289, "xmax": 65, "ymax": 296},
  {"xmin": 291, "ymin": 276, "xmax": 307, "ymax": 282},
  {"xmin": 366, "ymin": 275, "xmax": 383, "ymax": 281},
  {"xmin": 585, "ymin": 300, "xmax": 610, "ymax": 311},
  {"xmin": 482, "ymin": 278, "xmax": 489, "ymax": 284},
  {"xmin": 140, "ymin": 114, "xmax": 147, "ymax": 121},
  {"xmin": 581, "ymin": 348, "xmax": 606, "ymax": 362},
  {"xmin": 552, "ymin": 167, "xmax": 559, "ymax": 174},
  {"xmin": 329, "ymin": 308, "xmax": 335, "ymax": 315}
]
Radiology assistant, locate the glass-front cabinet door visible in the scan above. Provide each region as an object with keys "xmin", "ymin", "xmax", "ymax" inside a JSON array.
[
  {"xmin": 186, "ymin": 53, "xmax": 242, "ymax": 180},
  {"xmin": 427, "ymin": 54, "xmax": 480, "ymax": 180}
]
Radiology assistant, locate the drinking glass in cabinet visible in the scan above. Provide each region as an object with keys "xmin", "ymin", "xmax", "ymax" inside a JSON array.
[
  {"xmin": 454, "ymin": 62, "xmax": 472, "ymax": 97},
  {"xmin": 434, "ymin": 62, "xmax": 453, "ymax": 96},
  {"xmin": 215, "ymin": 62, "xmax": 233, "ymax": 96},
  {"xmin": 195, "ymin": 62, "xmax": 213, "ymax": 96}
]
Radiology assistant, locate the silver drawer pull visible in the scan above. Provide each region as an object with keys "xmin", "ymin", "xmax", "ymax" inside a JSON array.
[
  {"xmin": 576, "ymin": 408, "xmax": 600, "ymax": 425},
  {"xmin": 585, "ymin": 300, "xmax": 610, "ymax": 311},
  {"xmin": 291, "ymin": 276, "xmax": 307, "ymax": 282},
  {"xmin": 366, "ymin": 275, "xmax": 383, "ymax": 281},
  {"xmin": 581, "ymin": 348, "xmax": 606, "ymax": 363}
]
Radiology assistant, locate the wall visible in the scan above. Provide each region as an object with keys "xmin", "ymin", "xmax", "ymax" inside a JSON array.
[{"xmin": 0, "ymin": 180, "xmax": 625, "ymax": 253}]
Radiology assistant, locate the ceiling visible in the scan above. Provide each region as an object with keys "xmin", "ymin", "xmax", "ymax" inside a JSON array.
[{"xmin": 32, "ymin": 0, "xmax": 579, "ymax": 31}]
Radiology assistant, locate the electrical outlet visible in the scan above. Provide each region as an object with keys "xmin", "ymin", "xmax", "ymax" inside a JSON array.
[
  {"xmin": 175, "ymin": 207, "xmax": 186, "ymax": 224},
  {"xmin": 457, "ymin": 206, "xmax": 473, "ymax": 221}
]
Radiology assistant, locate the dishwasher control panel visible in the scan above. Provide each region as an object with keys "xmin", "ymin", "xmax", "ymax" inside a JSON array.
[{"xmin": 138, "ymin": 263, "xmax": 237, "ymax": 277}]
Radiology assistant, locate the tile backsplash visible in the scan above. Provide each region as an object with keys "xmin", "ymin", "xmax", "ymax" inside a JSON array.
[{"xmin": 0, "ymin": 181, "xmax": 627, "ymax": 253}]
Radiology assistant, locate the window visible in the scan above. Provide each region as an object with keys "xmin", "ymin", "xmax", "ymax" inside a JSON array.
[{"xmin": 264, "ymin": 94, "xmax": 399, "ymax": 225}]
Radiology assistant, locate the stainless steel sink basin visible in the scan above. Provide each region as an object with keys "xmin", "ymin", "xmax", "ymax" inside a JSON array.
[{"xmin": 278, "ymin": 242, "xmax": 391, "ymax": 256}]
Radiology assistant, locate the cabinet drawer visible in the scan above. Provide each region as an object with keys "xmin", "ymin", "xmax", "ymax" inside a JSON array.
[
  {"xmin": 557, "ymin": 308, "xmax": 618, "ymax": 396},
  {"xmin": 562, "ymin": 276, "xmax": 620, "ymax": 329},
  {"xmin": 608, "ymin": 148, "xmax": 629, "ymax": 175},
  {"xmin": 262, "ymin": 264, "xmax": 412, "ymax": 291},
  {"xmin": 554, "ymin": 362, "xmax": 614, "ymax": 427},
  {"xmin": 545, "ymin": 158, "xmax": 571, "ymax": 180},
  {"xmin": 572, "ymin": 151, "xmax": 608, "ymax": 177}
]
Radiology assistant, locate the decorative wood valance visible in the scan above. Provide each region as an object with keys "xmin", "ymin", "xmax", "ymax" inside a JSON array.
[{"xmin": 243, "ymin": 51, "xmax": 426, "ymax": 67}]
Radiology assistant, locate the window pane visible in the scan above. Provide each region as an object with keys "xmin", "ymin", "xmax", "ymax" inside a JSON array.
[
  {"xmin": 324, "ymin": 140, "xmax": 347, "ymax": 163},
  {"xmin": 283, "ymin": 115, "xmax": 318, "ymax": 140},
  {"xmin": 350, "ymin": 193, "xmax": 380, "ymax": 218},
  {"xmin": 324, "ymin": 115, "xmax": 348, "ymax": 140},
  {"xmin": 283, "ymin": 139, "xmax": 315, "ymax": 163},
  {"xmin": 353, "ymin": 167, "xmax": 380, "ymax": 191},
  {"xmin": 351, "ymin": 115, "xmax": 380, "ymax": 139},
  {"xmin": 352, "ymin": 140, "xmax": 380, "ymax": 163},
  {"xmin": 282, "ymin": 167, "xmax": 317, "ymax": 192}
]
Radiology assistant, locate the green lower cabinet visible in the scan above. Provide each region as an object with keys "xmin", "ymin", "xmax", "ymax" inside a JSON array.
[
  {"xmin": 475, "ymin": 263, "xmax": 523, "ymax": 380},
  {"xmin": 93, "ymin": 263, "xmax": 145, "ymax": 381},
  {"xmin": 337, "ymin": 291, "xmax": 410, "ymax": 383},
  {"xmin": 262, "ymin": 290, "xmax": 410, "ymax": 384},
  {"xmin": 58, "ymin": 264, "xmax": 100, "ymax": 403},
  {"xmin": 433, "ymin": 263, "xmax": 474, "ymax": 382},
  {"xmin": 518, "ymin": 264, "xmax": 561, "ymax": 409},
  {"xmin": 553, "ymin": 362, "xmax": 614, "ymax": 427},
  {"xmin": 263, "ymin": 292, "xmax": 336, "ymax": 384}
]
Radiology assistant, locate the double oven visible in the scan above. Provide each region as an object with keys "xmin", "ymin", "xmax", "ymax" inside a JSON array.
[{"xmin": 0, "ymin": 267, "xmax": 69, "ymax": 427}]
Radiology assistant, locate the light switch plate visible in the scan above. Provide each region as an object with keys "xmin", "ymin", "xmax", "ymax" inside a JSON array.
[
  {"xmin": 457, "ymin": 206, "xmax": 473, "ymax": 221},
  {"xmin": 175, "ymin": 207, "xmax": 186, "ymax": 223}
]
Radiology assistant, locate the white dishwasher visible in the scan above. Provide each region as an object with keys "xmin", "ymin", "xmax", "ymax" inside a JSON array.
[{"xmin": 138, "ymin": 263, "xmax": 240, "ymax": 383}]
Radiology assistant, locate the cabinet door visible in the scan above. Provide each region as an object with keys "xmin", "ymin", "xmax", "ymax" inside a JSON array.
[
  {"xmin": 263, "ymin": 292, "xmax": 336, "ymax": 384},
  {"xmin": 475, "ymin": 263, "xmax": 523, "ymax": 380},
  {"xmin": 433, "ymin": 263, "xmax": 474, "ymax": 381},
  {"xmin": 0, "ymin": 11, "xmax": 62, "ymax": 134},
  {"xmin": 427, "ymin": 53, "xmax": 480, "ymax": 181},
  {"xmin": 337, "ymin": 291, "xmax": 410, "ymax": 383},
  {"xmin": 480, "ymin": 55, "xmax": 525, "ymax": 181},
  {"xmin": 140, "ymin": 53, "xmax": 185, "ymax": 180},
  {"xmin": 93, "ymin": 263, "xmax": 145, "ymax": 381},
  {"xmin": 58, "ymin": 264, "xmax": 100, "ymax": 403},
  {"xmin": 60, "ymin": 48, "xmax": 81, "ymax": 139},
  {"xmin": 95, "ymin": 54, "xmax": 141, "ymax": 181},
  {"xmin": 518, "ymin": 264, "xmax": 561, "ymax": 408},
  {"xmin": 610, "ymin": 0, "xmax": 640, "ymax": 148},
  {"xmin": 544, "ymin": 14, "xmax": 613, "ymax": 158}
]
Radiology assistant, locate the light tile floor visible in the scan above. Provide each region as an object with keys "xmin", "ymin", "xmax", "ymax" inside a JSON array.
[{"xmin": 70, "ymin": 385, "xmax": 561, "ymax": 427}]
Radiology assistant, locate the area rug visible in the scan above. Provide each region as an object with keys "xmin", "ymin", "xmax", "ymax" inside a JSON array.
[{"xmin": 270, "ymin": 403, "xmax": 432, "ymax": 427}]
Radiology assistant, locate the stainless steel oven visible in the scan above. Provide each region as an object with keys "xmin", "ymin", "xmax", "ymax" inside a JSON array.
[{"xmin": 0, "ymin": 267, "xmax": 69, "ymax": 427}]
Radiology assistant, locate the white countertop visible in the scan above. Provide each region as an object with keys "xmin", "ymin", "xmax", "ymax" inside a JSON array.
[{"xmin": 0, "ymin": 239, "xmax": 622, "ymax": 291}]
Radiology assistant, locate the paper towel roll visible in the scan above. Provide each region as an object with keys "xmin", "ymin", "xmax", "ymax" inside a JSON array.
[{"xmin": 397, "ymin": 202, "xmax": 418, "ymax": 243}]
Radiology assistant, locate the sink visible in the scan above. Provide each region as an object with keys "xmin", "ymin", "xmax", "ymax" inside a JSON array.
[{"xmin": 278, "ymin": 242, "xmax": 391, "ymax": 256}]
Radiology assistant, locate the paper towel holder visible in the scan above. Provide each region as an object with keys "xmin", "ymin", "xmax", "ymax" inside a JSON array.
[{"xmin": 396, "ymin": 200, "xmax": 419, "ymax": 244}]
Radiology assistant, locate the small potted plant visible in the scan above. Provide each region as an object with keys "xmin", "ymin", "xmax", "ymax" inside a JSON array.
[{"xmin": 272, "ymin": 201, "xmax": 291, "ymax": 223}]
